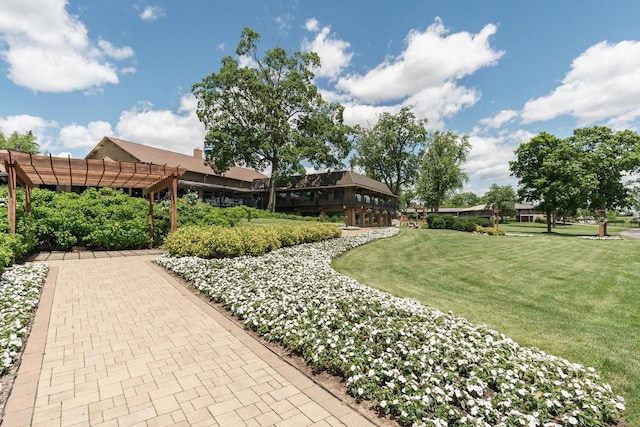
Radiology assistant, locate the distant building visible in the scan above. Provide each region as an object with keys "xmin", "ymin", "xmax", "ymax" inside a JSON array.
[
  {"xmin": 252, "ymin": 171, "xmax": 398, "ymax": 226},
  {"xmin": 86, "ymin": 137, "xmax": 398, "ymax": 226},
  {"xmin": 405, "ymin": 203, "xmax": 541, "ymax": 222}
]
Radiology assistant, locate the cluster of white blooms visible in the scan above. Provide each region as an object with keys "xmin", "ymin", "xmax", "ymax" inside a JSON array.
[
  {"xmin": 577, "ymin": 236, "xmax": 624, "ymax": 241},
  {"xmin": 0, "ymin": 263, "xmax": 49, "ymax": 375},
  {"xmin": 505, "ymin": 233, "xmax": 534, "ymax": 238},
  {"xmin": 157, "ymin": 228, "xmax": 625, "ymax": 426}
]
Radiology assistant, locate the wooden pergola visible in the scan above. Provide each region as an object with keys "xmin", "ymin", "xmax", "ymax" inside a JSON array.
[{"xmin": 0, "ymin": 150, "xmax": 185, "ymax": 247}]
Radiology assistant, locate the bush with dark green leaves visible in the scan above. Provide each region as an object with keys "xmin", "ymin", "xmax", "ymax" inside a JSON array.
[
  {"xmin": 426, "ymin": 214, "xmax": 446, "ymax": 229},
  {"xmin": 0, "ymin": 187, "xmax": 250, "ymax": 254},
  {"xmin": 425, "ymin": 213, "xmax": 495, "ymax": 233}
]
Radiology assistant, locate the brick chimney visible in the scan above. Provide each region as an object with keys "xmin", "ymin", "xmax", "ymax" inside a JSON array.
[{"xmin": 193, "ymin": 148, "xmax": 204, "ymax": 159}]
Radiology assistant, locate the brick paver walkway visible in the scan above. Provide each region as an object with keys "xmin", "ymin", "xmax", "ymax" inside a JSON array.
[{"xmin": 3, "ymin": 252, "xmax": 376, "ymax": 426}]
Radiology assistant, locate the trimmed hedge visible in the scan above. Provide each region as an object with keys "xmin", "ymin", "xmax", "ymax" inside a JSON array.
[
  {"xmin": 163, "ymin": 223, "xmax": 342, "ymax": 258},
  {"xmin": 425, "ymin": 213, "xmax": 492, "ymax": 232}
]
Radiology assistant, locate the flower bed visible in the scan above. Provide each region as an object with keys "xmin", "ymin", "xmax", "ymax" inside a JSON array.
[
  {"xmin": 0, "ymin": 263, "xmax": 49, "ymax": 376},
  {"xmin": 157, "ymin": 229, "xmax": 625, "ymax": 426},
  {"xmin": 577, "ymin": 236, "xmax": 624, "ymax": 241}
]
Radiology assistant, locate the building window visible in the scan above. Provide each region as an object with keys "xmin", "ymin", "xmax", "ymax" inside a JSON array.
[
  {"xmin": 303, "ymin": 191, "xmax": 314, "ymax": 201},
  {"xmin": 277, "ymin": 192, "xmax": 287, "ymax": 200},
  {"xmin": 364, "ymin": 194, "xmax": 371, "ymax": 204},
  {"xmin": 318, "ymin": 190, "xmax": 329, "ymax": 201},
  {"xmin": 334, "ymin": 190, "xmax": 344, "ymax": 201},
  {"xmin": 290, "ymin": 191, "xmax": 300, "ymax": 200},
  {"xmin": 355, "ymin": 192, "xmax": 362, "ymax": 203}
]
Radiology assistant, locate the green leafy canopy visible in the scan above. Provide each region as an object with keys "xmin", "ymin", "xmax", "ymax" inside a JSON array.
[
  {"xmin": 350, "ymin": 106, "xmax": 427, "ymax": 197},
  {"xmin": 192, "ymin": 27, "xmax": 351, "ymax": 211}
]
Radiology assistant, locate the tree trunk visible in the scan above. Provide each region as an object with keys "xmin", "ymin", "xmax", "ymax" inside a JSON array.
[
  {"xmin": 546, "ymin": 209, "xmax": 552, "ymax": 233},
  {"xmin": 267, "ymin": 156, "xmax": 278, "ymax": 212}
]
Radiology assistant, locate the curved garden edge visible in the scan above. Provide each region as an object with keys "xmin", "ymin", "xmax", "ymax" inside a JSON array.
[{"xmin": 157, "ymin": 228, "xmax": 626, "ymax": 426}]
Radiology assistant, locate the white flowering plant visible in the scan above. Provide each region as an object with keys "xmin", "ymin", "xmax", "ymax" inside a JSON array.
[
  {"xmin": 157, "ymin": 228, "xmax": 625, "ymax": 426},
  {"xmin": 577, "ymin": 236, "xmax": 624, "ymax": 241},
  {"xmin": 0, "ymin": 263, "xmax": 49, "ymax": 376}
]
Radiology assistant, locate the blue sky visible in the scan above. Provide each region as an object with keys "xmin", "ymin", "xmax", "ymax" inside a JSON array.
[{"xmin": 1, "ymin": 1, "xmax": 640, "ymax": 195}]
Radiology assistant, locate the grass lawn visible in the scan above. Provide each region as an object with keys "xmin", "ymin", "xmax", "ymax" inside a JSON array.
[{"xmin": 332, "ymin": 223, "xmax": 640, "ymax": 425}]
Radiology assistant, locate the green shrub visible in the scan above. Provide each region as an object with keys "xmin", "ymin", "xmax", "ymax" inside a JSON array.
[
  {"xmin": 426, "ymin": 214, "xmax": 446, "ymax": 229},
  {"xmin": 472, "ymin": 217, "xmax": 492, "ymax": 228},
  {"xmin": 535, "ymin": 217, "xmax": 547, "ymax": 224},
  {"xmin": 163, "ymin": 223, "xmax": 341, "ymax": 259},
  {"xmin": 442, "ymin": 214, "xmax": 456, "ymax": 229},
  {"xmin": 452, "ymin": 218, "xmax": 476, "ymax": 232}
]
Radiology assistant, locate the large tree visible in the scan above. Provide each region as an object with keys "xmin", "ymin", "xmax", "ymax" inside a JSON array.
[
  {"xmin": 417, "ymin": 130, "xmax": 471, "ymax": 213},
  {"xmin": 350, "ymin": 106, "xmax": 427, "ymax": 197},
  {"xmin": 0, "ymin": 130, "xmax": 40, "ymax": 154},
  {"xmin": 568, "ymin": 126, "xmax": 640, "ymax": 235},
  {"xmin": 192, "ymin": 28, "xmax": 351, "ymax": 211},
  {"xmin": 483, "ymin": 184, "xmax": 517, "ymax": 216},
  {"xmin": 510, "ymin": 131, "xmax": 586, "ymax": 233}
]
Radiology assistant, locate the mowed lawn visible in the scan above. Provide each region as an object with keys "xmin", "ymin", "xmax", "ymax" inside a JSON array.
[{"xmin": 332, "ymin": 223, "xmax": 640, "ymax": 425}]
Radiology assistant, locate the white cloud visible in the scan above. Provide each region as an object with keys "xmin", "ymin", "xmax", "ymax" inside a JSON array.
[
  {"xmin": 0, "ymin": 0, "xmax": 135, "ymax": 92},
  {"xmin": 521, "ymin": 40, "xmax": 640, "ymax": 125},
  {"xmin": 342, "ymin": 104, "xmax": 401, "ymax": 128},
  {"xmin": 302, "ymin": 20, "xmax": 352, "ymax": 81},
  {"xmin": 120, "ymin": 66, "xmax": 137, "ymax": 75},
  {"xmin": 466, "ymin": 129, "xmax": 533, "ymax": 182},
  {"xmin": 480, "ymin": 110, "xmax": 519, "ymax": 129},
  {"xmin": 275, "ymin": 13, "xmax": 294, "ymax": 31},
  {"xmin": 336, "ymin": 18, "xmax": 504, "ymax": 103},
  {"xmin": 0, "ymin": 114, "xmax": 57, "ymax": 134},
  {"xmin": 98, "ymin": 39, "xmax": 134, "ymax": 60},
  {"xmin": 305, "ymin": 18, "xmax": 320, "ymax": 32},
  {"xmin": 0, "ymin": 113, "xmax": 59, "ymax": 153},
  {"xmin": 139, "ymin": 5, "xmax": 165, "ymax": 21},
  {"xmin": 58, "ymin": 121, "xmax": 113, "ymax": 150},
  {"xmin": 115, "ymin": 94, "xmax": 206, "ymax": 154},
  {"xmin": 340, "ymin": 82, "xmax": 479, "ymax": 130}
]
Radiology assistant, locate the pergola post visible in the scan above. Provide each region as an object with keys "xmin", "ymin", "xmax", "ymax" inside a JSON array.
[
  {"xmin": 6, "ymin": 164, "xmax": 16, "ymax": 234},
  {"xmin": 148, "ymin": 191, "xmax": 154, "ymax": 249},
  {"xmin": 170, "ymin": 174, "xmax": 178, "ymax": 232},
  {"xmin": 25, "ymin": 185, "xmax": 32, "ymax": 215}
]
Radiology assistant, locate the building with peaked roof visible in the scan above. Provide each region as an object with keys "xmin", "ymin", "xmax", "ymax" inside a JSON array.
[
  {"xmin": 405, "ymin": 202, "xmax": 541, "ymax": 222},
  {"xmin": 86, "ymin": 137, "xmax": 266, "ymax": 206},
  {"xmin": 85, "ymin": 137, "xmax": 398, "ymax": 225},
  {"xmin": 252, "ymin": 171, "xmax": 398, "ymax": 226}
]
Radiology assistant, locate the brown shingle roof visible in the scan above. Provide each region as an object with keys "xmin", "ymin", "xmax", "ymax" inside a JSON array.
[
  {"xmin": 91, "ymin": 137, "xmax": 266, "ymax": 183},
  {"xmin": 266, "ymin": 171, "xmax": 396, "ymax": 197}
]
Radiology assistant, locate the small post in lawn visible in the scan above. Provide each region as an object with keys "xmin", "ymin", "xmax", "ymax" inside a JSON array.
[{"xmin": 493, "ymin": 209, "xmax": 501, "ymax": 231}]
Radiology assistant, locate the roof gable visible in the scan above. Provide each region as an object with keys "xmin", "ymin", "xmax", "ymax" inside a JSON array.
[
  {"xmin": 268, "ymin": 170, "xmax": 396, "ymax": 197},
  {"xmin": 88, "ymin": 137, "xmax": 266, "ymax": 183}
]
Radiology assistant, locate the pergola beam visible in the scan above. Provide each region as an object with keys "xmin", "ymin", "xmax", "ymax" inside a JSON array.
[{"xmin": 0, "ymin": 150, "xmax": 185, "ymax": 245}]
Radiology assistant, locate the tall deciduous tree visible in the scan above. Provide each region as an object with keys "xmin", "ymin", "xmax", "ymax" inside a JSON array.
[
  {"xmin": 510, "ymin": 132, "xmax": 585, "ymax": 233},
  {"xmin": 417, "ymin": 130, "xmax": 470, "ymax": 213},
  {"xmin": 483, "ymin": 184, "xmax": 517, "ymax": 215},
  {"xmin": 350, "ymin": 106, "xmax": 427, "ymax": 197},
  {"xmin": 192, "ymin": 27, "xmax": 351, "ymax": 211},
  {"xmin": 568, "ymin": 126, "xmax": 640, "ymax": 235},
  {"xmin": 0, "ymin": 130, "xmax": 40, "ymax": 154}
]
